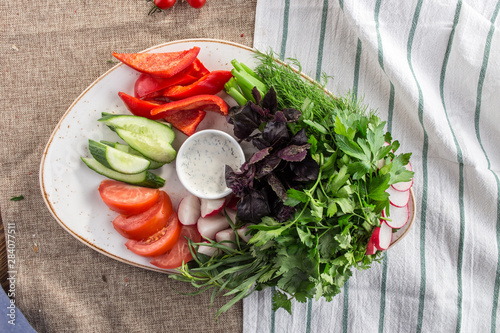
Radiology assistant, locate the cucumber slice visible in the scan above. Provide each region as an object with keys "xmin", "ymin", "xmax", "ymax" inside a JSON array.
[
  {"xmin": 81, "ymin": 157, "xmax": 165, "ymax": 188},
  {"xmin": 99, "ymin": 114, "xmax": 175, "ymax": 144},
  {"xmin": 100, "ymin": 141, "xmax": 165, "ymax": 169},
  {"xmin": 114, "ymin": 128, "xmax": 177, "ymax": 163},
  {"xmin": 88, "ymin": 140, "xmax": 150, "ymax": 174}
]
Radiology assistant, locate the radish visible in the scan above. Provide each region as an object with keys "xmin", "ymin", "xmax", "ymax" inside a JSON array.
[
  {"xmin": 177, "ymin": 194, "xmax": 201, "ymax": 225},
  {"xmin": 200, "ymin": 197, "xmax": 226, "ymax": 218},
  {"xmin": 237, "ymin": 224, "xmax": 253, "ymax": 243},
  {"xmin": 225, "ymin": 194, "xmax": 239, "ymax": 210},
  {"xmin": 372, "ymin": 221, "xmax": 393, "ymax": 250},
  {"xmin": 365, "ymin": 236, "xmax": 377, "ymax": 255},
  {"xmin": 197, "ymin": 214, "xmax": 230, "ymax": 240},
  {"xmin": 215, "ymin": 228, "xmax": 236, "ymax": 249},
  {"xmin": 225, "ymin": 208, "xmax": 237, "ymax": 224},
  {"xmin": 392, "ymin": 162, "xmax": 413, "ymax": 192},
  {"xmin": 197, "ymin": 241, "xmax": 220, "ymax": 257},
  {"xmin": 384, "ymin": 204, "xmax": 410, "ymax": 229},
  {"xmin": 377, "ymin": 158, "xmax": 386, "ymax": 170},
  {"xmin": 387, "ymin": 186, "xmax": 410, "ymax": 207}
]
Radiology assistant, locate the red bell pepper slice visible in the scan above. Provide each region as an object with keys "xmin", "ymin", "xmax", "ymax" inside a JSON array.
[
  {"xmin": 184, "ymin": 58, "xmax": 210, "ymax": 78},
  {"xmin": 164, "ymin": 109, "xmax": 206, "ymax": 136},
  {"xmin": 150, "ymin": 95, "xmax": 229, "ymax": 117},
  {"xmin": 134, "ymin": 72, "xmax": 198, "ymax": 99},
  {"xmin": 117, "ymin": 92, "xmax": 206, "ymax": 136},
  {"xmin": 118, "ymin": 92, "xmax": 164, "ymax": 120},
  {"xmin": 112, "ymin": 46, "xmax": 200, "ymax": 78},
  {"xmin": 163, "ymin": 70, "xmax": 233, "ymax": 100}
]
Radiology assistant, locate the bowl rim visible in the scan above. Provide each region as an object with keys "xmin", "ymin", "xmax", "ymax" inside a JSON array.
[{"xmin": 176, "ymin": 129, "xmax": 246, "ymax": 200}]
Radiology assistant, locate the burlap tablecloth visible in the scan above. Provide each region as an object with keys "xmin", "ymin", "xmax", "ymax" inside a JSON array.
[{"xmin": 0, "ymin": 1, "xmax": 256, "ymax": 332}]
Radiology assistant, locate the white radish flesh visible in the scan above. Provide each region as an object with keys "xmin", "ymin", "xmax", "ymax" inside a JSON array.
[
  {"xmin": 177, "ymin": 194, "xmax": 201, "ymax": 225},
  {"xmin": 215, "ymin": 228, "xmax": 236, "ymax": 249},
  {"xmin": 237, "ymin": 224, "xmax": 252, "ymax": 243},
  {"xmin": 373, "ymin": 221, "xmax": 393, "ymax": 250},
  {"xmin": 197, "ymin": 242, "xmax": 220, "ymax": 257},
  {"xmin": 384, "ymin": 204, "xmax": 410, "ymax": 229},
  {"xmin": 225, "ymin": 208, "xmax": 237, "ymax": 224},
  {"xmin": 391, "ymin": 162, "xmax": 413, "ymax": 192},
  {"xmin": 197, "ymin": 214, "xmax": 230, "ymax": 240},
  {"xmin": 387, "ymin": 186, "xmax": 410, "ymax": 207},
  {"xmin": 200, "ymin": 197, "xmax": 226, "ymax": 218}
]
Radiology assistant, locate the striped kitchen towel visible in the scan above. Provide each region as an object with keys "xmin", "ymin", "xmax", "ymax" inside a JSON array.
[{"xmin": 244, "ymin": 0, "xmax": 500, "ymax": 332}]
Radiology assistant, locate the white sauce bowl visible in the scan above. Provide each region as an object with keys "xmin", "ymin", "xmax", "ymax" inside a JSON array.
[{"xmin": 176, "ymin": 129, "xmax": 245, "ymax": 200}]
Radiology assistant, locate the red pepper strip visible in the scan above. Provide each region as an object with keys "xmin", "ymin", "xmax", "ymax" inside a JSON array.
[
  {"xmin": 184, "ymin": 58, "xmax": 210, "ymax": 78},
  {"xmin": 162, "ymin": 70, "xmax": 233, "ymax": 100},
  {"xmin": 112, "ymin": 46, "xmax": 200, "ymax": 78},
  {"xmin": 150, "ymin": 95, "xmax": 229, "ymax": 117},
  {"xmin": 134, "ymin": 72, "xmax": 198, "ymax": 99},
  {"xmin": 118, "ymin": 92, "xmax": 207, "ymax": 135},
  {"xmin": 118, "ymin": 92, "xmax": 164, "ymax": 120},
  {"xmin": 164, "ymin": 110, "xmax": 206, "ymax": 136}
]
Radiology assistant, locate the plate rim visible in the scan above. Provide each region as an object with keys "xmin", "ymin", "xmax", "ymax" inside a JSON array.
[{"xmin": 39, "ymin": 38, "xmax": 415, "ymax": 273}]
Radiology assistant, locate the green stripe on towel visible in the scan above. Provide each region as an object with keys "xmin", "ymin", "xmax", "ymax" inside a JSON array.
[
  {"xmin": 473, "ymin": 2, "xmax": 500, "ymax": 332},
  {"xmin": 280, "ymin": 0, "xmax": 291, "ymax": 60},
  {"xmin": 403, "ymin": 1, "xmax": 428, "ymax": 331},
  {"xmin": 437, "ymin": 2, "xmax": 464, "ymax": 332}
]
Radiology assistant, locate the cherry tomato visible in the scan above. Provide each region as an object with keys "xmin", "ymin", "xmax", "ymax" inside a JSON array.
[
  {"xmin": 112, "ymin": 191, "xmax": 173, "ymax": 240},
  {"xmin": 187, "ymin": 0, "xmax": 206, "ymax": 9},
  {"xmin": 98, "ymin": 180, "xmax": 160, "ymax": 216},
  {"xmin": 154, "ymin": 0, "xmax": 176, "ymax": 9},
  {"xmin": 125, "ymin": 211, "xmax": 182, "ymax": 257},
  {"xmin": 150, "ymin": 225, "xmax": 201, "ymax": 269}
]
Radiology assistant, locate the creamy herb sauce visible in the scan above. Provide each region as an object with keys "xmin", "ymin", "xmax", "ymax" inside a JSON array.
[{"xmin": 177, "ymin": 131, "xmax": 244, "ymax": 198}]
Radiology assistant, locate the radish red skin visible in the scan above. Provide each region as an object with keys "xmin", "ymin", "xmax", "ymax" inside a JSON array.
[
  {"xmin": 200, "ymin": 197, "xmax": 226, "ymax": 218},
  {"xmin": 366, "ymin": 234, "xmax": 378, "ymax": 255},
  {"xmin": 372, "ymin": 221, "xmax": 393, "ymax": 250}
]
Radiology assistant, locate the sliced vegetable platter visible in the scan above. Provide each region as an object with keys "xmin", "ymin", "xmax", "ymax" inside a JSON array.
[
  {"xmin": 40, "ymin": 38, "xmax": 415, "ymax": 277},
  {"xmin": 40, "ymin": 39, "xmax": 255, "ymax": 272}
]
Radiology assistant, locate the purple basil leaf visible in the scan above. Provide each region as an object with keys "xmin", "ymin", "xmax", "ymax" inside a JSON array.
[
  {"xmin": 261, "ymin": 87, "xmax": 278, "ymax": 114},
  {"xmin": 225, "ymin": 163, "xmax": 256, "ymax": 197},
  {"xmin": 282, "ymin": 108, "xmax": 301, "ymax": 122},
  {"xmin": 266, "ymin": 173, "xmax": 288, "ymax": 202},
  {"xmin": 273, "ymin": 201, "xmax": 296, "ymax": 222},
  {"xmin": 249, "ymin": 147, "xmax": 272, "ymax": 165},
  {"xmin": 255, "ymin": 154, "xmax": 283, "ymax": 178},
  {"xmin": 290, "ymin": 128, "xmax": 308, "ymax": 146},
  {"xmin": 252, "ymin": 87, "xmax": 262, "ymax": 106},
  {"xmin": 252, "ymin": 137, "xmax": 270, "ymax": 150},
  {"xmin": 289, "ymin": 155, "xmax": 320, "ymax": 182},
  {"xmin": 237, "ymin": 189, "xmax": 271, "ymax": 223},
  {"xmin": 277, "ymin": 144, "xmax": 311, "ymax": 162},
  {"xmin": 228, "ymin": 103, "xmax": 265, "ymax": 140},
  {"xmin": 262, "ymin": 111, "xmax": 289, "ymax": 146}
]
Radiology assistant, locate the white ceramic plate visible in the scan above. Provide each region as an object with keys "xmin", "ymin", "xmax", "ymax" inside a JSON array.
[{"xmin": 39, "ymin": 39, "xmax": 414, "ymax": 273}]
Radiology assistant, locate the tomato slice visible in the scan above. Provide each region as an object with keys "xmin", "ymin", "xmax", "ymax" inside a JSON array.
[
  {"xmin": 98, "ymin": 180, "xmax": 160, "ymax": 216},
  {"xmin": 150, "ymin": 225, "xmax": 201, "ymax": 269},
  {"xmin": 112, "ymin": 191, "xmax": 173, "ymax": 240},
  {"xmin": 125, "ymin": 211, "xmax": 182, "ymax": 257}
]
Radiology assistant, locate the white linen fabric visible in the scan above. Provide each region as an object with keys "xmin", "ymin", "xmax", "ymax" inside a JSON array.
[{"xmin": 245, "ymin": 0, "xmax": 500, "ymax": 332}]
